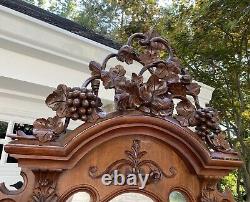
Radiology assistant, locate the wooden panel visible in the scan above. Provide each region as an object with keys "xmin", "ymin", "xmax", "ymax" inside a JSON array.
[{"xmin": 57, "ymin": 135, "xmax": 198, "ymax": 201}]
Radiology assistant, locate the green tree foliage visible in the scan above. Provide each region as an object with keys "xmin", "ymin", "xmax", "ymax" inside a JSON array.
[
  {"xmin": 157, "ymin": 0, "xmax": 249, "ymax": 200},
  {"xmin": 74, "ymin": 0, "xmax": 119, "ymax": 35},
  {"xmin": 49, "ymin": 0, "xmax": 77, "ymax": 18},
  {"xmin": 109, "ymin": 0, "xmax": 160, "ymax": 41},
  {"xmin": 22, "ymin": 0, "xmax": 77, "ymax": 18},
  {"xmin": 74, "ymin": 0, "xmax": 160, "ymax": 41},
  {"xmin": 0, "ymin": 121, "xmax": 8, "ymax": 138}
]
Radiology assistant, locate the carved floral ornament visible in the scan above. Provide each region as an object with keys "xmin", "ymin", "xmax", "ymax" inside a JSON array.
[
  {"xmin": 89, "ymin": 139, "xmax": 177, "ymax": 186},
  {"xmin": 11, "ymin": 30, "xmax": 233, "ymax": 154}
]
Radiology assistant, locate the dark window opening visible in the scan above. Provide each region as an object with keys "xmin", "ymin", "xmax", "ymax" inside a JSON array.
[
  {"xmin": 7, "ymin": 155, "xmax": 17, "ymax": 163},
  {"xmin": 0, "ymin": 121, "xmax": 8, "ymax": 139},
  {"xmin": 14, "ymin": 123, "xmax": 33, "ymax": 136}
]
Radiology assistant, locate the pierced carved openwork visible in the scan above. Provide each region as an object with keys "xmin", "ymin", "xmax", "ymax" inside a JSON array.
[
  {"xmin": 11, "ymin": 30, "xmax": 233, "ymax": 154},
  {"xmin": 1, "ymin": 31, "xmax": 242, "ymax": 202}
]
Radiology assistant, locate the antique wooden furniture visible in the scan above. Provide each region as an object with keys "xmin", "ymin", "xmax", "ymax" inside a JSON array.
[{"xmin": 0, "ymin": 31, "xmax": 242, "ymax": 202}]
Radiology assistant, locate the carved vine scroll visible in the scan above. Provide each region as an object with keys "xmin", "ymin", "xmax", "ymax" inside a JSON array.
[
  {"xmin": 89, "ymin": 139, "xmax": 177, "ymax": 186},
  {"xmin": 9, "ymin": 30, "xmax": 234, "ymax": 154}
]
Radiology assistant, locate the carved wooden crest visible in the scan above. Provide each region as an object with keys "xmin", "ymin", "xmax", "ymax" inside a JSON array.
[
  {"xmin": 1, "ymin": 30, "xmax": 242, "ymax": 202},
  {"xmin": 11, "ymin": 30, "xmax": 233, "ymax": 154}
]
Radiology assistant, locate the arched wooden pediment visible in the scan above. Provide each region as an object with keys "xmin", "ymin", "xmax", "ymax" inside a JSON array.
[
  {"xmin": 0, "ymin": 31, "xmax": 242, "ymax": 202},
  {"xmin": 4, "ymin": 113, "xmax": 241, "ymax": 174}
]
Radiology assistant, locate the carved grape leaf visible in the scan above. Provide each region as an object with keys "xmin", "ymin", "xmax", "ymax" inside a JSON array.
[
  {"xmin": 139, "ymin": 85, "xmax": 152, "ymax": 103},
  {"xmin": 117, "ymin": 45, "xmax": 138, "ymax": 64},
  {"xmin": 137, "ymin": 75, "xmax": 172, "ymax": 116},
  {"xmin": 138, "ymin": 75, "xmax": 167, "ymax": 104},
  {"xmin": 151, "ymin": 97, "xmax": 174, "ymax": 116},
  {"xmin": 33, "ymin": 116, "xmax": 64, "ymax": 142},
  {"xmin": 86, "ymin": 108, "xmax": 101, "ymax": 123},
  {"xmin": 154, "ymin": 63, "xmax": 180, "ymax": 83},
  {"xmin": 114, "ymin": 93, "xmax": 131, "ymax": 110},
  {"xmin": 131, "ymin": 73, "xmax": 143, "ymax": 85},
  {"xmin": 175, "ymin": 100, "xmax": 196, "ymax": 127},
  {"xmin": 139, "ymin": 49, "xmax": 159, "ymax": 65},
  {"xmin": 212, "ymin": 133, "xmax": 231, "ymax": 150},
  {"xmin": 176, "ymin": 100, "xmax": 196, "ymax": 116},
  {"xmin": 165, "ymin": 72, "xmax": 180, "ymax": 84},
  {"xmin": 45, "ymin": 84, "xmax": 69, "ymax": 118},
  {"xmin": 147, "ymin": 75, "xmax": 168, "ymax": 96},
  {"xmin": 175, "ymin": 116, "xmax": 189, "ymax": 127},
  {"xmin": 101, "ymin": 65, "xmax": 126, "ymax": 89},
  {"xmin": 154, "ymin": 63, "xmax": 169, "ymax": 79},
  {"xmin": 114, "ymin": 73, "xmax": 145, "ymax": 110},
  {"xmin": 168, "ymin": 83, "xmax": 187, "ymax": 97}
]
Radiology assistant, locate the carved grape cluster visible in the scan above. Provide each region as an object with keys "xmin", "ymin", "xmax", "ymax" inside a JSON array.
[
  {"xmin": 45, "ymin": 84, "xmax": 102, "ymax": 122},
  {"xmin": 31, "ymin": 85, "xmax": 102, "ymax": 143},
  {"xmin": 194, "ymin": 108, "xmax": 221, "ymax": 138},
  {"xmin": 29, "ymin": 30, "xmax": 234, "ymax": 151},
  {"xmin": 66, "ymin": 87, "xmax": 102, "ymax": 121}
]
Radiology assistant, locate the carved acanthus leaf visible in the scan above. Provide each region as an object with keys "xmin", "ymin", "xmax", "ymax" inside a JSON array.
[{"xmin": 31, "ymin": 170, "xmax": 60, "ymax": 202}]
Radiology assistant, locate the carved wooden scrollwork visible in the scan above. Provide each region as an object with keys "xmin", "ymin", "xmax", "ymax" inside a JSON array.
[
  {"xmin": 8, "ymin": 30, "xmax": 234, "ymax": 154},
  {"xmin": 89, "ymin": 139, "xmax": 177, "ymax": 186},
  {"xmin": 30, "ymin": 170, "xmax": 61, "ymax": 202}
]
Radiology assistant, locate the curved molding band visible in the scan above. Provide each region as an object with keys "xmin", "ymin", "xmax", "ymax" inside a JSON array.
[{"xmin": 5, "ymin": 114, "xmax": 242, "ymax": 176}]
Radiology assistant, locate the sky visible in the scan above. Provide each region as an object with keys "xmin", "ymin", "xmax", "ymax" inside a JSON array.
[{"xmin": 159, "ymin": 0, "xmax": 173, "ymax": 7}]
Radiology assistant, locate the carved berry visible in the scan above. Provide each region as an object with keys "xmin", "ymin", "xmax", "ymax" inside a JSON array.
[
  {"xmin": 82, "ymin": 100, "xmax": 89, "ymax": 107},
  {"xmin": 73, "ymin": 98, "xmax": 81, "ymax": 107},
  {"xmin": 78, "ymin": 107, "xmax": 86, "ymax": 115}
]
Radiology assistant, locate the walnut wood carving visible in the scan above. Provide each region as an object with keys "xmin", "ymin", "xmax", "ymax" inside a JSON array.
[
  {"xmin": 0, "ymin": 31, "xmax": 242, "ymax": 202},
  {"xmin": 200, "ymin": 178, "xmax": 235, "ymax": 202},
  {"xmin": 31, "ymin": 170, "xmax": 61, "ymax": 202},
  {"xmin": 8, "ymin": 31, "xmax": 232, "ymax": 154},
  {"xmin": 89, "ymin": 139, "xmax": 177, "ymax": 185}
]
